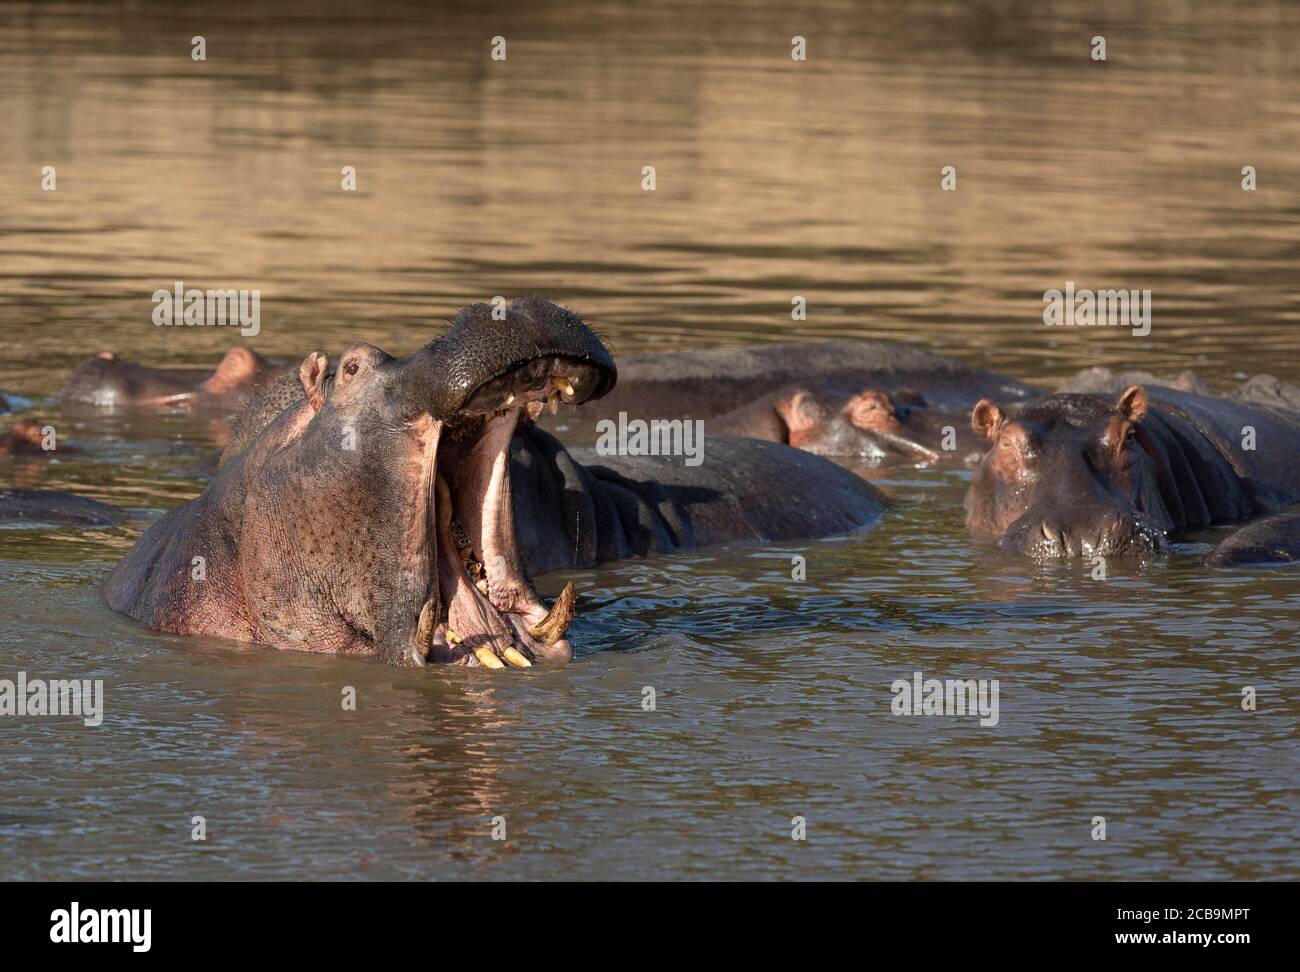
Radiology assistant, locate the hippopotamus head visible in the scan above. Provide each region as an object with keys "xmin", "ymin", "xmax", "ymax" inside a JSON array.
[
  {"xmin": 0, "ymin": 419, "xmax": 53, "ymax": 458},
  {"xmin": 216, "ymin": 297, "xmax": 615, "ymax": 667},
  {"xmin": 770, "ymin": 387, "xmax": 943, "ymax": 461},
  {"xmin": 964, "ymin": 386, "xmax": 1174, "ymax": 558},
  {"xmin": 62, "ymin": 347, "xmax": 277, "ymax": 409}
]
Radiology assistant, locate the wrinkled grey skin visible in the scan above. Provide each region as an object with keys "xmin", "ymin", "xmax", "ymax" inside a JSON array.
[
  {"xmin": 0, "ymin": 489, "xmax": 124, "ymax": 526},
  {"xmin": 105, "ymin": 298, "xmax": 884, "ymax": 667},
  {"xmin": 1205, "ymin": 513, "xmax": 1300, "ymax": 567},
  {"xmin": 966, "ymin": 384, "xmax": 1300, "ymax": 561}
]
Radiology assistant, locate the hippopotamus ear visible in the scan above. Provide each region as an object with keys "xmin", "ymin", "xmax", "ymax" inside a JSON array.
[
  {"xmin": 1116, "ymin": 385, "xmax": 1148, "ymax": 424},
  {"xmin": 203, "ymin": 347, "xmax": 264, "ymax": 395},
  {"xmin": 299, "ymin": 352, "xmax": 329, "ymax": 412},
  {"xmin": 971, "ymin": 399, "xmax": 1005, "ymax": 440},
  {"xmin": 774, "ymin": 389, "xmax": 825, "ymax": 446},
  {"xmin": 844, "ymin": 390, "xmax": 900, "ymax": 432}
]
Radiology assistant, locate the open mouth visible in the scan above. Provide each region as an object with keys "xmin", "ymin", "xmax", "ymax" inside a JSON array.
[{"xmin": 417, "ymin": 356, "xmax": 605, "ymax": 668}]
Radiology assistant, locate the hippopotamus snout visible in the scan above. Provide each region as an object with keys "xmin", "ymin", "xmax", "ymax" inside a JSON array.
[{"xmin": 999, "ymin": 499, "xmax": 1170, "ymax": 559}]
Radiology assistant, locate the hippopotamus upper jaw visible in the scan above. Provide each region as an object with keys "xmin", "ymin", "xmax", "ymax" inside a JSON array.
[{"xmin": 399, "ymin": 297, "xmax": 617, "ymax": 422}]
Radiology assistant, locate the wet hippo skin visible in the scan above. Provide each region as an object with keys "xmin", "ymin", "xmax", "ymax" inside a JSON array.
[
  {"xmin": 965, "ymin": 383, "xmax": 1300, "ymax": 562},
  {"xmin": 1205, "ymin": 513, "xmax": 1300, "ymax": 567}
]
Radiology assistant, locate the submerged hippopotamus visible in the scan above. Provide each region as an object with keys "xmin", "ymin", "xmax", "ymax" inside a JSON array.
[
  {"xmin": 61, "ymin": 347, "xmax": 287, "ymax": 411},
  {"xmin": 105, "ymin": 299, "xmax": 884, "ymax": 669},
  {"xmin": 708, "ymin": 384, "xmax": 963, "ymax": 462},
  {"xmin": 586, "ymin": 340, "xmax": 1038, "ymax": 419},
  {"xmin": 0, "ymin": 419, "xmax": 75, "ymax": 459},
  {"xmin": 965, "ymin": 384, "xmax": 1300, "ymax": 560},
  {"xmin": 1205, "ymin": 513, "xmax": 1300, "ymax": 567},
  {"xmin": 0, "ymin": 488, "xmax": 123, "ymax": 525}
]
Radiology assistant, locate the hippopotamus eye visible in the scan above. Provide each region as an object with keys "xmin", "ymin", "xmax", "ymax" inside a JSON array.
[{"xmin": 344, "ymin": 360, "xmax": 359, "ymax": 377}]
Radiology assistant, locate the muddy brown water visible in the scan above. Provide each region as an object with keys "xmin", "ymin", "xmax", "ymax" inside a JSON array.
[{"xmin": 1, "ymin": 0, "xmax": 1297, "ymax": 879}]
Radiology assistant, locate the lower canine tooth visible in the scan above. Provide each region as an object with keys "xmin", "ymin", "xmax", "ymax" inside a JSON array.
[
  {"xmin": 503, "ymin": 647, "xmax": 533, "ymax": 668},
  {"xmin": 551, "ymin": 375, "xmax": 575, "ymax": 397},
  {"xmin": 445, "ymin": 628, "xmax": 463, "ymax": 644},
  {"xmin": 528, "ymin": 581, "xmax": 576, "ymax": 645},
  {"xmin": 474, "ymin": 646, "xmax": 505, "ymax": 669},
  {"xmin": 417, "ymin": 599, "xmax": 436, "ymax": 650}
]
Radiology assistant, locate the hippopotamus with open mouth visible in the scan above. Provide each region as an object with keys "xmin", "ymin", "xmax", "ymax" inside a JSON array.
[
  {"xmin": 965, "ymin": 383, "xmax": 1300, "ymax": 560},
  {"xmin": 104, "ymin": 298, "xmax": 885, "ymax": 668},
  {"xmin": 62, "ymin": 347, "xmax": 287, "ymax": 411}
]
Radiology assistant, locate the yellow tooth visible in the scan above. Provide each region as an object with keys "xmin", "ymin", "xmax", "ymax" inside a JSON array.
[
  {"xmin": 505, "ymin": 392, "xmax": 515, "ymax": 406},
  {"xmin": 444, "ymin": 628, "xmax": 463, "ymax": 644},
  {"xmin": 503, "ymin": 646, "xmax": 533, "ymax": 668},
  {"xmin": 527, "ymin": 581, "xmax": 576, "ymax": 645},
  {"xmin": 551, "ymin": 375, "xmax": 575, "ymax": 398},
  {"xmin": 547, "ymin": 394, "xmax": 558, "ymax": 416},
  {"xmin": 467, "ymin": 561, "xmax": 482, "ymax": 577},
  {"xmin": 416, "ymin": 599, "xmax": 436, "ymax": 650},
  {"xmin": 474, "ymin": 646, "xmax": 505, "ymax": 669},
  {"xmin": 459, "ymin": 545, "xmax": 473, "ymax": 561},
  {"xmin": 476, "ymin": 578, "xmax": 490, "ymax": 595}
]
